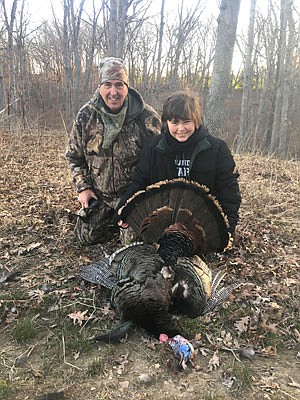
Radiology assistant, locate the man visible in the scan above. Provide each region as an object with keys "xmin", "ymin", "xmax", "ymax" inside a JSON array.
[{"xmin": 65, "ymin": 57, "xmax": 161, "ymax": 245}]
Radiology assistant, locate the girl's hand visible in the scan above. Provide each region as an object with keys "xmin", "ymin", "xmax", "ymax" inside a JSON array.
[{"xmin": 117, "ymin": 220, "xmax": 129, "ymax": 229}]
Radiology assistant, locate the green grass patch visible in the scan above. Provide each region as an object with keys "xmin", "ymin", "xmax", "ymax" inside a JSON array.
[
  {"xmin": 61, "ymin": 320, "xmax": 93, "ymax": 354},
  {"xmin": 179, "ymin": 317, "xmax": 206, "ymax": 336},
  {"xmin": 0, "ymin": 380, "xmax": 10, "ymax": 399},
  {"xmin": 86, "ymin": 357, "xmax": 107, "ymax": 376},
  {"xmin": 11, "ymin": 317, "xmax": 37, "ymax": 343},
  {"xmin": 261, "ymin": 331, "xmax": 284, "ymax": 350},
  {"xmin": 231, "ymin": 362, "xmax": 255, "ymax": 392}
]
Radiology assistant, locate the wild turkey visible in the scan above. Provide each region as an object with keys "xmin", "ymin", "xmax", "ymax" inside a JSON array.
[
  {"xmin": 80, "ymin": 179, "xmax": 237, "ymax": 343},
  {"xmin": 81, "ymin": 243, "xmax": 182, "ymax": 340},
  {"xmin": 80, "ymin": 247, "xmax": 235, "ymax": 342},
  {"xmin": 117, "ymin": 178, "xmax": 233, "ymax": 265}
]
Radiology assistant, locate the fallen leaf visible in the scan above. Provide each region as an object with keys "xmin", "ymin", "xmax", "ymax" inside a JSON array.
[
  {"xmin": 222, "ymin": 373, "xmax": 236, "ymax": 388},
  {"xmin": 258, "ymin": 377, "xmax": 280, "ymax": 391},
  {"xmin": 199, "ymin": 348, "xmax": 209, "ymax": 357},
  {"xmin": 261, "ymin": 319, "xmax": 279, "ymax": 334},
  {"xmin": 68, "ymin": 310, "xmax": 89, "ymax": 326},
  {"xmin": 268, "ymin": 302, "xmax": 281, "ymax": 309},
  {"xmin": 207, "ymin": 350, "xmax": 220, "ymax": 372},
  {"xmin": 221, "ymin": 331, "xmax": 233, "ymax": 347},
  {"xmin": 234, "ymin": 316, "xmax": 251, "ymax": 335},
  {"xmin": 16, "ymin": 242, "xmax": 42, "ymax": 255},
  {"xmin": 284, "ymin": 278, "xmax": 298, "ymax": 286},
  {"xmin": 261, "ymin": 346, "xmax": 277, "ymax": 357}
]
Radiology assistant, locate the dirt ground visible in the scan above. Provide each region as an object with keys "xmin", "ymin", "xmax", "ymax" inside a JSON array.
[{"xmin": 0, "ymin": 130, "xmax": 299, "ymax": 400}]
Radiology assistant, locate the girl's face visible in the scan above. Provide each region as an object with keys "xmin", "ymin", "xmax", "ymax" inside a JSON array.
[{"xmin": 167, "ymin": 119, "xmax": 196, "ymax": 142}]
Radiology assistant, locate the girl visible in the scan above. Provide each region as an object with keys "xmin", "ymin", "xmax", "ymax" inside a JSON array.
[{"xmin": 115, "ymin": 90, "xmax": 241, "ymax": 236}]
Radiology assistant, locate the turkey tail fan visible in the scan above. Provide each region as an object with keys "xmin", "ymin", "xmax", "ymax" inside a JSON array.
[
  {"xmin": 80, "ymin": 260, "xmax": 117, "ymax": 289},
  {"xmin": 175, "ymin": 209, "xmax": 207, "ymax": 254},
  {"xmin": 141, "ymin": 206, "xmax": 173, "ymax": 244},
  {"xmin": 138, "ymin": 182, "xmax": 171, "ymax": 218},
  {"xmin": 118, "ymin": 178, "xmax": 231, "ymax": 253}
]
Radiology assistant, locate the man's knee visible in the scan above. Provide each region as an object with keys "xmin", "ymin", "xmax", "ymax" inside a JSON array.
[{"xmin": 74, "ymin": 215, "xmax": 118, "ymax": 245}]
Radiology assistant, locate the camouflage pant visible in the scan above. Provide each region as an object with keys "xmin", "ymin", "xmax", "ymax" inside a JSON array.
[
  {"xmin": 74, "ymin": 200, "xmax": 119, "ymax": 245},
  {"xmin": 74, "ymin": 200, "xmax": 139, "ymax": 246}
]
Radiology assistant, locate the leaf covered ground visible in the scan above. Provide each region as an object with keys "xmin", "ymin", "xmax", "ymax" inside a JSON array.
[{"xmin": 0, "ymin": 131, "xmax": 299, "ymax": 400}]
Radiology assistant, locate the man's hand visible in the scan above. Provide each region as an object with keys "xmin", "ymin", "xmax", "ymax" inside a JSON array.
[{"xmin": 78, "ymin": 189, "xmax": 97, "ymax": 208}]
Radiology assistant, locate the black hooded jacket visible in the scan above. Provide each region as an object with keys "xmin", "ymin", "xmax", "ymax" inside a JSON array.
[{"xmin": 115, "ymin": 125, "xmax": 241, "ymax": 233}]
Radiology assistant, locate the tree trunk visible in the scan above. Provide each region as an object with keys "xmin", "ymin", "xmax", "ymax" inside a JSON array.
[
  {"xmin": 83, "ymin": 0, "xmax": 102, "ymax": 94},
  {"xmin": 237, "ymin": 0, "xmax": 256, "ymax": 152},
  {"xmin": 63, "ymin": 0, "xmax": 72, "ymax": 129},
  {"xmin": 278, "ymin": 0, "xmax": 294, "ymax": 159},
  {"xmin": 253, "ymin": 4, "xmax": 278, "ymax": 153},
  {"xmin": 2, "ymin": 0, "xmax": 18, "ymax": 123},
  {"xmin": 0, "ymin": 56, "xmax": 6, "ymax": 113},
  {"xmin": 156, "ymin": 0, "xmax": 165, "ymax": 85},
  {"xmin": 204, "ymin": 0, "xmax": 241, "ymax": 137},
  {"xmin": 108, "ymin": 0, "xmax": 128, "ymax": 58},
  {"xmin": 69, "ymin": 0, "xmax": 85, "ymax": 116},
  {"xmin": 270, "ymin": 0, "xmax": 288, "ymax": 155}
]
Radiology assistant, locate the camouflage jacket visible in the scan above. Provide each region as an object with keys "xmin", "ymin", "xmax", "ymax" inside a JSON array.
[{"xmin": 65, "ymin": 88, "xmax": 161, "ymax": 207}]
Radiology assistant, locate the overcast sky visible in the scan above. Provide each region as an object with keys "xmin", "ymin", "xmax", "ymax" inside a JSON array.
[
  {"xmin": 4, "ymin": 0, "xmax": 271, "ymax": 72},
  {"xmin": 22, "ymin": 0, "xmax": 268, "ymax": 33}
]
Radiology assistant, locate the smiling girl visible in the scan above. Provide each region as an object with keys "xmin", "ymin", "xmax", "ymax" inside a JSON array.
[{"xmin": 115, "ymin": 90, "xmax": 241, "ymax": 237}]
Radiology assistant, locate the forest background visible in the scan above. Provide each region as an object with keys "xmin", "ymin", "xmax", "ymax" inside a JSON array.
[
  {"xmin": 1, "ymin": 2, "xmax": 300, "ymax": 398},
  {"xmin": 0, "ymin": 0, "xmax": 299, "ymax": 159}
]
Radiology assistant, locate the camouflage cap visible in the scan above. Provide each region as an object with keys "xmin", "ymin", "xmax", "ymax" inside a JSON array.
[{"xmin": 98, "ymin": 57, "xmax": 129, "ymax": 86}]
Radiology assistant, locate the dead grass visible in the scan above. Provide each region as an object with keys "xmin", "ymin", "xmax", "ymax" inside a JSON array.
[{"xmin": 0, "ymin": 130, "xmax": 299, "ymax": 400}]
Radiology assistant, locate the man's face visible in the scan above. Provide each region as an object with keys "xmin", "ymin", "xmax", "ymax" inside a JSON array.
[{"xmin": 99, "ymin": 80, "xmax": 128, "ymax": 113}]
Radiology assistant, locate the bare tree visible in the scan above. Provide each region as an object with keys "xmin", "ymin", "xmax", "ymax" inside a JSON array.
[
  {"xmin": 0, "ymin": 59, "xmax": 5, "ymax": 113},
  {"xmin": 278, "ymin": 0, "xmax": 295, "ymax": 159},
  {"xmin": 82, "ymin": 0, "xmax": 102, "ymax": 95},
  {"xmin": 68, "ymin": 0, "xmax": 85, "ymax": 115},
  {"xmin": 156, "ymin": 0, "xmax": 165, "ymax": 85},
  {"xmin": 190, "ymin": 19, "xmax": 216, "ymax": 96},
  {"xmin": 0, "ymin": 0, "xmax": 298, "ymax": 158},
  {"xmin": 237, "ymin": 0, "xmax": 256, "ymax": 152},
  {"xmin": 252, "ymin": 7, "xmax": 278, "ymax": 152},
  {"xmin": 1, "ymin": 0, "xmax": 18, "ymax": 120},
  {"xmin": 62, "ymin": 0, "xmax": 72, "ymax": 128},
  {"xmin": 166, "ymin": 0, "xmax": 203, "ymax": 87},
  {"xmin": 204, "ymin": 0, "xmax": 241, "ymax": 137},
  {"xmin": 269, "ymin": 0, "xmax": 290, "ymax": 156},
  {"xmin": 107, "ymin": 0, "xmax": 129, "ymax": 58},
  {"xmin": 14, "ymin": 0, "xmax": 35, "ymax": 128},
  {"xmin": 0, "ymin": 21, "xmax": 6, "ymax": 113}
]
